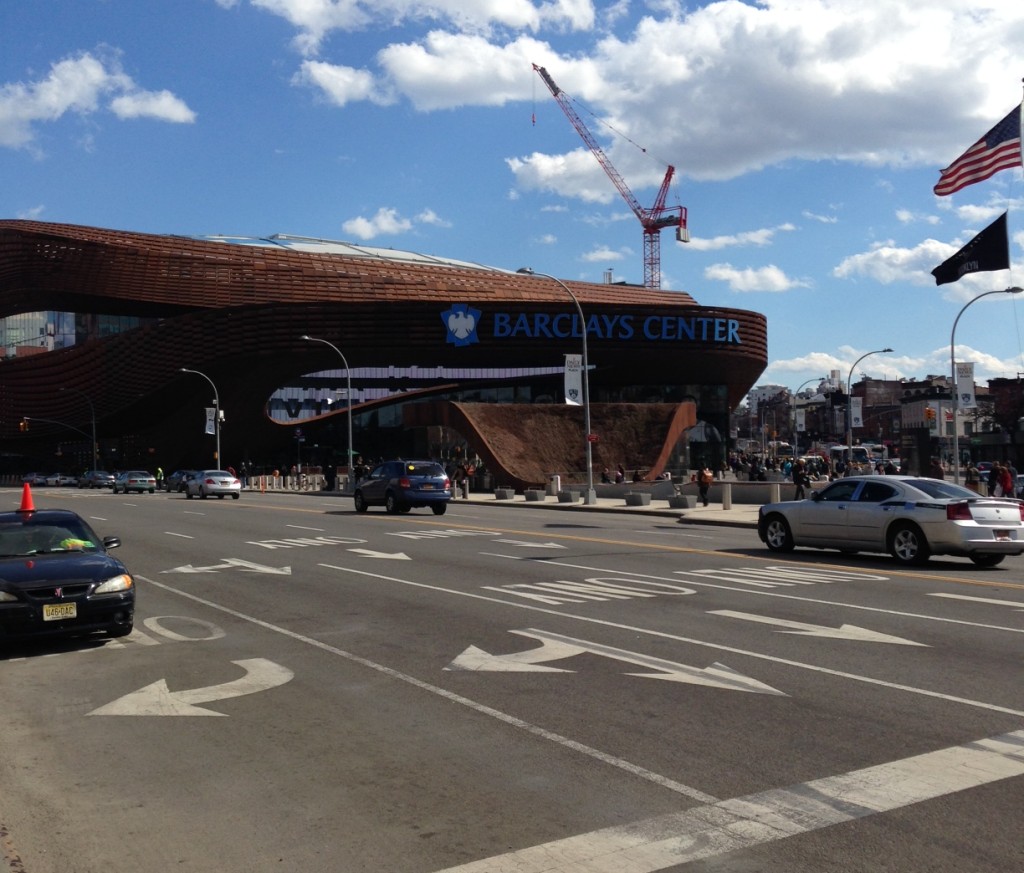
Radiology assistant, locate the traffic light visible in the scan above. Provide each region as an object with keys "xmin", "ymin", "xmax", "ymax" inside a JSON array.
[
  {"xmin": 18, "ymin": 417, "xmax": 28, "ymax": 432},
  {"xmin": 924, "ymin": 407, "xmax": 936, "ymax": 422}
]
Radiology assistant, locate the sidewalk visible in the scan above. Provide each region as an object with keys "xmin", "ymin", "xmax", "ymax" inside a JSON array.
[{"xmin": 305, "ymin": 486, "xmax": 760, "ymax": 528}]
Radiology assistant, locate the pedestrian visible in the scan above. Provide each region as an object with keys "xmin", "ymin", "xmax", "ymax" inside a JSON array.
[
  {"xmin": 601, "ymin": 467, "xmax": 611, "ymax": 483},
  {"xmin": 792, "ymin": 459, "xmax": 807, "ymax": 500},
  {"xmin": 698, "ymin": 464, "xmax": 714, "ymax": 506},
  {"xmin": 999, "ymin": 461, "xmax": 1014, "ymax": 499},
  {"xmin": 155, "ymin": 465, "xmax": 164, "ymax": 490},
  {"xmin": 614, "ymin": 465, "xmax": 625, "ymax": 484},
  {"xmin": 454, "ymin": 462, "xmax": 470, "ymax": 499},
  {"xmin": 928, "ymin": 457, "xmax": 945, "ymax": 479}
]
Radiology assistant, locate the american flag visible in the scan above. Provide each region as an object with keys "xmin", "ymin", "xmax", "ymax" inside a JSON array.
[{"xmin": 933, "ymin": 105, "xmax": 1022, "ymax": 196}]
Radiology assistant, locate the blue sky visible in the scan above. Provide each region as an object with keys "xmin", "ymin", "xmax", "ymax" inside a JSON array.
[{"xmin": 3, "ymin": 0, "xmax": 1024, "ymax": 394}]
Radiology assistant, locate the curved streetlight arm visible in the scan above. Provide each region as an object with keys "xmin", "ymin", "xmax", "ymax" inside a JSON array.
[
  {"xmin": 516, "ymin": 267, "xmax": 596, "ymax": 504},
  {"xmin": 180, "ymin": 367, "xmax": 221, "ymax": 465},
  {"xmin": 846, "ymin": 348, "xmax": 893, "ymax": 464},
  {"xmin": 300, "ymin": 335, "xmax": 354, "ymax": 486},
  {"xmin": 950, "ymin": 287, "xmax": 1023, "ymax": 484}
]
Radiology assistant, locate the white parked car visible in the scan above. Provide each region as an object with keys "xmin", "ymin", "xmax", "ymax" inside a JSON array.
[
  {"xmin": 758, "ymin": 475, "xmax": 1024, "ymax": 567},
  {"xmin": 44, "ymin": 472, "xmax": 76, "ymax": 487},
  {"xmin": 112, "ymin": 470, "xmax": 157, "ymax": 494},
  {"xmin": 186, "ymin": 470, "xmax": 241, "ymax": 500}
]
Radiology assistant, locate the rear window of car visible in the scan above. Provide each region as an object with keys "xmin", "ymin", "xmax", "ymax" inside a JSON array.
[
  {"xmin": 406, "ymin": 463, "xmax": 445, "ymax": 477},
  {"xmin": 904, "ymin": 478, "xmax": 977, "ymax": 499}
]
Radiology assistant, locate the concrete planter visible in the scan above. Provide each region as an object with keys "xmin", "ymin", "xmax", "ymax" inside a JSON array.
[
  {"xmin": 494, "ymin": 488, "xmax": 515, "ymax": 500},
  {"xmin": 669, "ymin": 495, "xmax": 696, "ymax": 508},
  {"xmin": 524, "ymin": 489, "xmax": 546, "ymax": 501},
  {"xmin": 624, "ymin": 492, "xmax": 651, "ymax": 506},
  {"xmin": 557, "ymin": 490, "xmax": 581, "ymax": 503}
]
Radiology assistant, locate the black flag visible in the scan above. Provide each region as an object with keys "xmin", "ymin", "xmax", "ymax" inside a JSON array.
[{"xmin": 931, "ymin": 212, "xmax": 1010, "ymax": 286}]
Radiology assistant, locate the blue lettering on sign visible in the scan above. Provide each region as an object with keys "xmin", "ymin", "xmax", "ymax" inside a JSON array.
[{"xmin": 450, "ymin": 305, "xmax": 740, "ymax": 344}]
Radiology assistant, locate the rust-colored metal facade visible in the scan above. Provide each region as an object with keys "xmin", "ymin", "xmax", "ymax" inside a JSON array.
[{"xmin": 0, "ymin": 220, "xmax": 767, "ymax": 472}]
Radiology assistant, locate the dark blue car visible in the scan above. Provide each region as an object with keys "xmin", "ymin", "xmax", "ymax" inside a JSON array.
[{"xmin": 353, "ymin": 460, "xmax": 451, "ymax": 515}]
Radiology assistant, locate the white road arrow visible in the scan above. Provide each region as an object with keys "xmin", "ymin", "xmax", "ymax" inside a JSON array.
[
  {"xmin": 710, "ymin": 610, "xmax": 927, "ymax": 646},
  {"xmin": 161, "ymin": 558, "xmax": 291, "ymax": 575},
  {"xmin": 88, "ymin": 658, "xmax": 294, "ymax": 716},
  {"xmin": 347, "ymin": 548, "xmax": 411, "ymax": 560},
  {"xmin": 492, "ymin": 539, "xmax": 567, "ymax": 549},
  {"xmin": 446, "ymin": 629, "xmax": 785, "ymax": 694}
]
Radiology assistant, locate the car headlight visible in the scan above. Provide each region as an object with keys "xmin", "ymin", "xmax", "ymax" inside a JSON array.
[
  {"xmin": 0, "ymin": 591, "xmax": 16, "ymax": 602},
  {"xmin": 94, "ymin": 574, "xmax": 134, "ymax": 595}
]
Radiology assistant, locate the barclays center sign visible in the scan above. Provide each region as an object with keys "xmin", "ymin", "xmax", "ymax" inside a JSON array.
[{"xmin": 441, "ymin": 303, "xmax": 743, "ymax": 348}]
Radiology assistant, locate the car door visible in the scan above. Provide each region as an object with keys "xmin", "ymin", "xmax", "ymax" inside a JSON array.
[
  {"xmin": 844, "ymin": 479, "xmax": 900, "ymax": 548},
  {"xmin": 359, "ymin": 463, "xmax": 391, "ymax": 505},
  {"xmin": 793, "ymin": 479, "xmax": 862, "ymax": 544}
]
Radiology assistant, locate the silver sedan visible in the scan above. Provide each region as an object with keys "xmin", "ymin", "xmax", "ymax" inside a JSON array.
[
  {"xmin": 185, "ymin": 470, "xmax": 241, "ymax": 500},
  {"xmin": 757, "ymin": 475, "xmax": 1024, "ymax": 567}
]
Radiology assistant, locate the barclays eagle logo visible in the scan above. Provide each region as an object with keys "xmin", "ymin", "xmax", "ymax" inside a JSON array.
[{"xmin": 441, "ymin": 303, "xmax": 481, "ymax": 347}]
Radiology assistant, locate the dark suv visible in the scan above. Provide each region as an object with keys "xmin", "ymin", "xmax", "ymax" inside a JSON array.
[{"xmin": 353, "ymin": 460, "xmax": 451, "ymax": 515}]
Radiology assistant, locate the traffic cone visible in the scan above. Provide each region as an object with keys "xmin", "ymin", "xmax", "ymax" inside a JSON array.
[{"xmin": 19, "ymin": 482, "xmax": 35, "ymax": 513}]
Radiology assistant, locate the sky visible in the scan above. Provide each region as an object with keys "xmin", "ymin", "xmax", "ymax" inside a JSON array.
[{"xmin": 3, "ymin": 0, "xmax": 1024, "ymax": 397}]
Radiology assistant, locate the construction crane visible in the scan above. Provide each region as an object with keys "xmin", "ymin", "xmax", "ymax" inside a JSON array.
[{"xmin": 532, "ymin": 64, "xmax": 688, "ymax": 289}]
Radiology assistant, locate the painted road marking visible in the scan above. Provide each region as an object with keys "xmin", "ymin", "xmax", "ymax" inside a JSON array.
[
  {"xmin": 162, "ymin": 558, "xmax": 292, "ymax": 575},
  {"xmin": 348, "ymin": 548, "xmax": 411, "ymax": 560},
  {"xmin": 928, "ymin": 591, "xmax": 1024, "ymax": 611},
  {"xmin": 493, "ymin": 539, "xmax": 567, "ymax": 549},
  {"xmin": 447, "ymin": 629, "xmax": 785, "ymax": 694},
  {"xmin": 88, "ymin": 658, "xmax": 294, "ymax": 717},
  {"xmin": 431, "ymin": 729, "xmax": 1024, "ymax": 873},
  {"xmin": 709, "ymin": 610, "xmax": 927, "ymax": 646}
]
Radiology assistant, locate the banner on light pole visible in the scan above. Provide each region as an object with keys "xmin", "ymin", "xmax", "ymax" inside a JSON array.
[
  {"xmin": 564, "ymin": 354, "xmax": 582, "ymax": 406},
  {"xmin": 850, "ymin": 397, "xmax": 864, "ymax": 429},
  {"xmin": 205, "ymin": 407, "xmax": 216, "ymax": 435},
  {"xmin": 955, "ymin": 362, "xmax": 976, "ymax": 409}
]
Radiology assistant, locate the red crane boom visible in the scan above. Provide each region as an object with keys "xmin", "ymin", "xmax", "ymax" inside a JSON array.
[{"xmin": 533, "ymin": 64, "xmax": 688, "ymax": 289}]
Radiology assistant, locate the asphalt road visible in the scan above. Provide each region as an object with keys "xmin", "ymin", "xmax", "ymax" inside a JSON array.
[{"xmin": 1, "ymin": 487, "xmax": 1023, "ymax": 872}]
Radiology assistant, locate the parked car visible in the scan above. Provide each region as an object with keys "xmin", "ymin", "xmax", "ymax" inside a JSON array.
[
  {"xmin": 758, "ymin": 475, "xmax": 1024, "ymax": 567},
  {"xmin": 164, "ymin": 469, "xmax": 197, "ymax": 492},
  {"xmin": 353, "ymin": 460, "xmax": 451, "ymax": 515},
  {"xmin": 186, "ymin": 470, "xmax": 241, "ymax": 500},
  {"xmin": 0, "ymin": 497, "xmax": 134, "ymax": 641},
  {"xmin": 22, "ymin": 473, "xmax": 48, "ymax": 486},
  {"xmin": 77, "ymin": 470, "xmax": 114, "ymax": 489},
  {"xmin": 112, "ymin": 470, "xmax": 157, "ymax": 494},
  {"xmin": 44, "ymin": 473, "xmax": 76, "ymax": 487}
]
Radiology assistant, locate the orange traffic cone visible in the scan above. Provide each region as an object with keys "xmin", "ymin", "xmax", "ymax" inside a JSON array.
[{"xmin": 19, "ymin": 482, "xmax": 35, "ymax": 513}]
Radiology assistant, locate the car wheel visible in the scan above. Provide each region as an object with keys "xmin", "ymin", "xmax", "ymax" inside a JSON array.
[
  {"xmin": 431, "ymin": 503, "xmax": 448, "ymax": 515},
  {"xmin": 385, "ymin": 492, "xmax": 400, "ymax": 514},
  {"xmin": 108, "ymin": 624, "xmax": 133, "ymax": 638},
  {"xmin": 762, "ymin": 513, "xmax": 795, "ymax": 551},
  {"xmin": 149, "ymin": 488, "xmax": 155, "ymax": 494},
  {"xmin": 186, "ymin": 490, "xmax": 194, "ymax": 499},
  {"xmin": 889, "ymin": 523, "xmax": 930, "ymax": 564},
  {"xmin": 970, "ymin": 553, "xmax": 1004, "ymax": 567},
  {"xmin": 200, "ymin": 490, "xmax": 208, "ymax": 499},
  {"xmin": 231, "ymin": 493, "xmax": 239, "ymax": 500},
  {"xmin": 354, "ymin": 492, "xmax": 368, "ymax": 513}
]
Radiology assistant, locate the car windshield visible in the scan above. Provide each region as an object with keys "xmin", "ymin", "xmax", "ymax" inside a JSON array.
[
  {"xmin": 0, "ymin": 520, "xmax": 100, "ymax": 557},
  {"xmin": 904, "ymin": 478, "xmax": 983, "ymax": 500}
]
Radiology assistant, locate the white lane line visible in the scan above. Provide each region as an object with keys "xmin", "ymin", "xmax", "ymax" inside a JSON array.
[
  {"xmin": 432, "ymin": 730, "xmax": 1024, "ymax": 873},
  {"xmin": 317, "ymin": 565, "xmax": 1024, "ymax": 717},
  {"xmin": 286, "ymin": 524, "xmax": 325, "ymax": 532},
  {"xmin": 141, "ymin": 575, "xmax": 716, "ymax": 803},
  {"xmin": 164, "ymin": 531, "xmax": 194, "ymax": 539}
]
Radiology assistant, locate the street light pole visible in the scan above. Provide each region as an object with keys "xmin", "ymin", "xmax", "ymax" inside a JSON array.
[
  {"xmin": 179, "ymin": 368, "xmax": 221, "ymax": 465},
  {"xmin": 300, "ymin": 335, "xmax": 354, "ymax": 492},
  {"xmin": 791, "ymin": 376, "xmax": 824, "ymax": 458},
  {"xmin": 846, "ymin": 348, "xmax": 893, "ymax": 466},
  {"xmin": 950, "ymin": 286, "xmax": 1023, "ymax": 484},
  {"xmin": 58, "ymin": 387, "xmax": 97, "ymax": 469},
  {"xmin": 516, "ymin": 268, "xmax": 597, "ymax": 505}
]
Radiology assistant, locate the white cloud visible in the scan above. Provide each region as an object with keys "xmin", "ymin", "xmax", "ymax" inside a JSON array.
[
  {"xmin": 580, "ymin": 246, "xmax": 627, "ymax": 262},
  {"xmin": 687, "ymin": 223, "xmax": 795, "ymax": 252},
  {"xmin": 0, "ymin": 51, "xmax": 194, "ymax": 149},
  {"xmin": 704, "ymin": 263, "xmax": 810, "ymax": 293},
  {"xmin": 341, "ymin": 206, "xmax": 449, "ymax": 239},
  {"xmin": 293, "ymin": 61, "xmax": 392, "ymax": 107}
]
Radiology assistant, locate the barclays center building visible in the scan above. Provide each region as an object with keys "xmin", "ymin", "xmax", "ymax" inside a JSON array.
[{"xmin": 0, "ymin": 220, "xmax": 767, "ymax": 488}]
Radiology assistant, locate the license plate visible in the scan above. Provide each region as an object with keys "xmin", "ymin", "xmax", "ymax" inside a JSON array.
[
  {"xmin": 994, "ymin": 530, "xmax": 1011, "ymax": 541},
  {"xmin": 43, "ymin": 602, "xmax": 77, "ymax": 621},
  {"xmin": 420, "ymin": 484, "xmax": 434, "ymax": 490}
]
